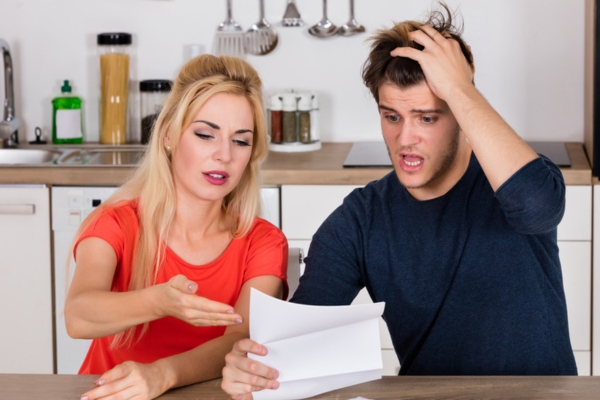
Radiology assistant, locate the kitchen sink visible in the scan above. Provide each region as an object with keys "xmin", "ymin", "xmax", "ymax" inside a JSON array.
[
  {"xmin": 56, "ymin": 148, "xmax": 145, "ymax": 166},
  {"xmin": 0, "ymin": 148, "xmax": 62, "ymax": 165}
]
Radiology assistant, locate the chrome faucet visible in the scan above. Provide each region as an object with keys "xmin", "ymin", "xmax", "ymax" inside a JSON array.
[{"xmin": 0, "ymin": 39, "xmax": 19, "ymax": 147}]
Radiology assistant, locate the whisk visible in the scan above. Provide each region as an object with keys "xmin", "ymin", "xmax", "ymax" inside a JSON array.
[{"xmin": 212, "ymin": 0, "xmax": 245, "ymax": 58}]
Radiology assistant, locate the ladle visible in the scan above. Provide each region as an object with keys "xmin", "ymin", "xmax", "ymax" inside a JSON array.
[
  {"xmin": 337, "ymin": 0, "xmax": 365, "ymax": 36},
  {"xmin": 308, "ymin": 0, "xmax": 337, "ymax": 38}
]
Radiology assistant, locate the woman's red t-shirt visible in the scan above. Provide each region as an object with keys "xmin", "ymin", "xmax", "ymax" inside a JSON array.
[{"xmin": 74, "ymin": 200, "xmax": 288, "ymax": 374}]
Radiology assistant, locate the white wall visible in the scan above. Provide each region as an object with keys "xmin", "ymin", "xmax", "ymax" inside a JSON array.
[{"xmin": 0, "ymin": 0, "xmax": 585, "ymax": 143}]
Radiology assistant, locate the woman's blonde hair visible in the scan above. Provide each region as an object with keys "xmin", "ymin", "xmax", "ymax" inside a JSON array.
[{"xmin": 68, "ymin": 54, "xmax": 268, "ymax": 347}]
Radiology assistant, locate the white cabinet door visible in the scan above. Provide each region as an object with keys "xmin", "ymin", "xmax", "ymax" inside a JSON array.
[
  {"xmin": 558, "ymin": 186, "xmax": 592, "ymax": 241},
  {"xmin": 558, "ymin": 240, "xmax": 591, "ymax": 376},
  {"xmin": 0, "ymin": 186, "xmax": 53, "ymax": 373},
  {"xmin": 559, "ymin": 241, "xmax": 591, "ymax": 352},
  {"xmin": 281, "ymin": 185, "xmax": 360, "ymax": 240},
  {"xmin": 557, "ymin": 185, "xmax": 593, "ymax": 376},
  {"xmin": 573, "ymin": 351, "xmax": 591, "ymax": 376}
]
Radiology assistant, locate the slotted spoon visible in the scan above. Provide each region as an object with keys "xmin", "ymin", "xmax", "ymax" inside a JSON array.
[
  {"xmin": 212, "ymin": 0, "xmax": 245, "ymax": 58},
  {"xmin": 245, "ymin": 0, "xmax": 278, "ymax": 55}
]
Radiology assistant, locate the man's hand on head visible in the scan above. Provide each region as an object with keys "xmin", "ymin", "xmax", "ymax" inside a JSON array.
[{"xmin": 390, "ymin": 24, "xmax": 474, "ymax": 102}]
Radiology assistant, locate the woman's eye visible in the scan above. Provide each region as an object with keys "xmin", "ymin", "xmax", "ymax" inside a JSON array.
[
  {"xmin": 234, "ymin": 139, "xmax": 251, "ymax": 147},
  {"xmin": 194, "ymin": 132, "xmax": 213, "ymax": 140},
  {"xmin": 387, "ymin": 115, "xmax": 400, "ymax": 123}
]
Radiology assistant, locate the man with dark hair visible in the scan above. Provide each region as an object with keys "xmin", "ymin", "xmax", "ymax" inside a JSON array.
[{"xmin": 222, "ymin": 5, "xmax": 576, "ymax": 397}]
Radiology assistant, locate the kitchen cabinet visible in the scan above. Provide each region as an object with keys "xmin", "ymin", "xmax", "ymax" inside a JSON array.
[
  {"xmin": 282, "ymin": 184, "xmax": 593, "ymax": 376},
  {"xmin": 593, "ymin": 185, "xmax": 600, "ymax": 376},
  {"xmin": 557, "ymin": 185, "xmax": 592, "ymax": 376},
  {"xmin": 0, "ymin": 185, "xmax": 53, "ymax": 373}
]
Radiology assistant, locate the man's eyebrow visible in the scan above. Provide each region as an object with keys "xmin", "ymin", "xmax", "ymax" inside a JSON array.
[
  {"xmin": 411, "ymin": 108, "xmax": 444, "ymax": 114},
  {"xmin": 377, "ymin": 105, "xmax": 444, "ymax": 114},
  {"xmin": 378, "ymin": 104, "xmax": 397, "ymax": 113},
  {"xmin": 194, "ymin": 120, "xmax": 253, "ymax": 134}
]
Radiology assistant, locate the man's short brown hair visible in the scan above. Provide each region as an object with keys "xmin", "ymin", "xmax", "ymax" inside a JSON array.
[{"xmin": 362, "ymin": 2, "xmax": 474, "ymax": 103}]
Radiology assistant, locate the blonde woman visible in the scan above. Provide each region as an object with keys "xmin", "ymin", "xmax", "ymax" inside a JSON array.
[{"xmin": 64, "ymin": 55, "xmax": 288, "ymax": 400}]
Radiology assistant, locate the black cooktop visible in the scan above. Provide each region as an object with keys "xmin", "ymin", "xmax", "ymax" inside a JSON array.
[{"xmin": 343, "ymin": 141, "xmax": 571, "ymax": 168}]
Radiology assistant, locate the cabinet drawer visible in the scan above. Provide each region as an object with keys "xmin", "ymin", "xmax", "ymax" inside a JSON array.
[
  {"xmin": 281, "ymin": 185, "xmax": 360, "ymax": 239},
  {"xmin": 557, "ymin": 186, "xmax": 591, "ymax": 241}
]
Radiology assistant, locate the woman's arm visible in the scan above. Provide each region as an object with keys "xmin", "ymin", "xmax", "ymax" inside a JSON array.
[
  {"xmin": 65, "ymin": 237, "xmax": 243, "ymax": 339},
  {"xmin": 79, "ymin": 275, "xmax": 284, "ymax": 400}
]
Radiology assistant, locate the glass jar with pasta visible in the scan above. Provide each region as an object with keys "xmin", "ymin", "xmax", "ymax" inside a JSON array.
[{"xmin": 97, "ymin": 32, "xmax": 132, "ymax": 145}]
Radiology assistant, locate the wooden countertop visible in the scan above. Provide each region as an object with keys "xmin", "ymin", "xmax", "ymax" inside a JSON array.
[
  {"xmin": 3, "ymin": 375, "xmax": 600, "ymax": 399},
  {"xmin": 0, "ymin": 142, "xmax": 591, "ymax": 186}
]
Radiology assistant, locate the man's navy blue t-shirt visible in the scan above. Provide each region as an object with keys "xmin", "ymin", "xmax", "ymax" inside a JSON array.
[{"xmin": 291, "ymin": 153, "xmax": 577, "ymax": 375}]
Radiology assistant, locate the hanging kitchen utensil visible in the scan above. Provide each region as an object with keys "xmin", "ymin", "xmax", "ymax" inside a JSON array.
[
  {"xmin": 337, "ymin": 0, "xmax": 365, "ymax": 36},
  {"xmin": 245, "ymin": 0, "xmax": 278, "ymax": 55},
  {"xmin": 282, "ymin": 0, "xmax": 304, "ymax": 27},
  {"xmin": 308, "ymin": 0, "xmax": 337, "ymax": 38},
  {"xmin": 212, "ymin": 0, "xmax": 245, "ymax": 58}
]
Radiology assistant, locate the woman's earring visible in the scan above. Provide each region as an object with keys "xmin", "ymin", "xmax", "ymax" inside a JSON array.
[{"xmin": 166, "ymin": 145, "xmax": 171, "ymax": 152}]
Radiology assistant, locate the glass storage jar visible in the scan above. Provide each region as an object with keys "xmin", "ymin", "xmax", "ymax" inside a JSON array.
[
  {"xmin": 98, "ymin": 32, "xmax": 132, "ymax": 145},
  {"xmin": 140, "ymin": 80, "xmax": 172, "ymax": 144}
]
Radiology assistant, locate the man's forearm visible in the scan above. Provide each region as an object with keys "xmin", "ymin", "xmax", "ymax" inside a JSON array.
[{"xmin": 447, "ymin": 84, "xmax": 539, "ymax": 191}]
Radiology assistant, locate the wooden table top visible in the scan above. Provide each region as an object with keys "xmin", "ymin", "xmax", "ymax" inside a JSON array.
[
  {"xmin": 0, "ymin": 142, "xmax": 591, "ymax": 186},
  {"xmin": 2, "ymin": 375, "xmax": 600, "ymax": 399}
]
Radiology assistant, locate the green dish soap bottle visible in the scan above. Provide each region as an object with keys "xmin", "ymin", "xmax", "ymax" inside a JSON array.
[{"xmin": 52, "ymin": 80, "xmax": 83, "ymax": 144}]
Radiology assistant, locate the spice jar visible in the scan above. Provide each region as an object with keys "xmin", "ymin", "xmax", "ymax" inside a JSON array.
[
  {"xmin": 310, "ymin": 93, "xmax": 321, "ymax": 143},
  {"xmin": 298, "ymin": 94, "xmax": 312, "ymax": 143},
  {"xmin": 268, "ymin": 94, "xmax": 283, "ymax": 144},
  {"xmin": 140, "ymin": 80, "xmax": 172, "ymax": 144},
  {"xmin": 281, "ymin": 93, "xmax": 298, "ymax": 143},
  {"xmin": 98, "ymin": 32, "xmax": 132, "ymax": 144}
]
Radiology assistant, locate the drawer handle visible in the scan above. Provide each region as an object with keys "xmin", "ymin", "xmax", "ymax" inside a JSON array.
[{"xmin": 0, "ymin": 204, "xmax": 35, "ymax": 215}]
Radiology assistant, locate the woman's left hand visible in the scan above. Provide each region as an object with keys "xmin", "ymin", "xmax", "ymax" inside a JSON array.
[{"xmin": 80, "ymin": 361, "xmax": 169, "ymax": 400}]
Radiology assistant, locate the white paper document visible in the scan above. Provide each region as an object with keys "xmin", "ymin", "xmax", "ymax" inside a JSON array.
[{"xmin": 249, "ymin": 288, "xmax": 385, "ymax": 400}]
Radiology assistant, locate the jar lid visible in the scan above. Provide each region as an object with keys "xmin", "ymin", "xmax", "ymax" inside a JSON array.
[
  {"xmin": 297, "ymin": 93, "xmax": 312, "ymax": 111},
  {"xmin": 281, "ymin": 93, "xmax": 298, "ymax": 111},
  {"xmin": 140, "ymin": 80, "xmax": 173, "ymax": 92},
  {"xmin": 97, "ymin": 33, "xmax": 132, "ymax": 45},
  {"xmin": 269, "ymin": 94, "xmax": 283, "ymax": 111}
]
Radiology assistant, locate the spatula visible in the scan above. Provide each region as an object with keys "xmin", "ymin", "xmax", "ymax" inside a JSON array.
[{"xmin": 212, "ymin": 0, "xmax": 245, "ymax": 58}]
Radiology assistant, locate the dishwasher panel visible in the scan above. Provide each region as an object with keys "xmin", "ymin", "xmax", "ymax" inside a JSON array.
[{"xmin": 52, "ymin": 186, "xmax": 118, "ymax": 374}]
